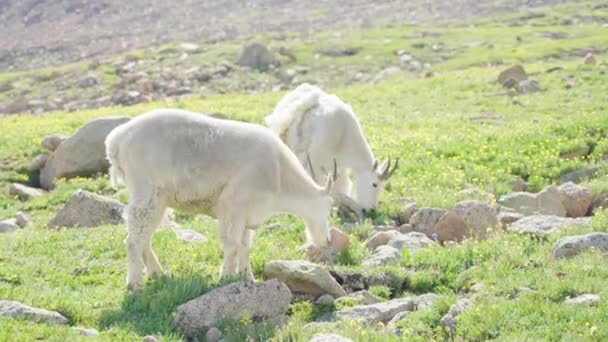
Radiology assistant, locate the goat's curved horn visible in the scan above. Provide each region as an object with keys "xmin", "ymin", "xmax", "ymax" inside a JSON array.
[
  {"xmin": 382, "ymin": 157, "xmax": 400, "ymax": 180},
  {"xmin": 372, "ymin": 159, "xmax": 378, "ymax": 171},
  {"xmin": 380, "ymin": 157, "xmax": 391, "ymax": 179},
  {"xmin": 332, "ymin": 158, "xmax": 338, "ymax": 182}
]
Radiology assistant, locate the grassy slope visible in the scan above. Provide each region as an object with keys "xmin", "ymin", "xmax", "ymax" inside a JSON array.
[{"xmin": 1, "ymin": 1, "xmax": 608, "ymax": 341}]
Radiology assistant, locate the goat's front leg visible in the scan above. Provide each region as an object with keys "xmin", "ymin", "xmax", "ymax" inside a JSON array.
[
  {"xmin": 237, "ymin": 228, "xmax": 256, "ymax": 282},
  {"xmin": 218, "ymin": 215, "xmax": 245, "ymax": 279}
]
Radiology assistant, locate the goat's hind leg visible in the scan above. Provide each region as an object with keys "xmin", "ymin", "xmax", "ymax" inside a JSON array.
[{"xmin": 237, "ymin": 228, "xmax": 256, "ymax": 282}]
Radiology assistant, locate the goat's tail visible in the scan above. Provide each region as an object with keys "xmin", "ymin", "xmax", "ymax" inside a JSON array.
[
  {"xmin": 264, "ymin": 83, "xmax": 320, "ymax": 138},
  {"xmin": 104, "ymin": 126, "xmax": 126, "ymax": 188}
]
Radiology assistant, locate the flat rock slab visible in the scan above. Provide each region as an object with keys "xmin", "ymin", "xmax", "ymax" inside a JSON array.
[
  {"xmin": 508, "ymin": 215, "xmax": 590, "ymax": 235},
  {"xmin": 552, "ymin": 232, "xmax": 608, "ymax": 258},
  {"xmin": 9, "ymin": 183, "xmax": 45, "ymax": 201},
  {"xmin": 564, "ymin": 294, "xmax": 600, "ymax": 306},
  {"xmin": 0, "ymin": 300, "xmax": 68, "ymax": 325},
  {"xmin": 264, "ymin": 260, "xmax": 346, "ymax": 298},
  {"xmin": 174, "ymin": 279, "xmax": 291, "ymax": 336}
]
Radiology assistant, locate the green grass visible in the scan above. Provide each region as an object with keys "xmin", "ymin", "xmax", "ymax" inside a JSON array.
[{"xmin": 2, "ymin": 1, "xmax": 608, "ymax": 341}]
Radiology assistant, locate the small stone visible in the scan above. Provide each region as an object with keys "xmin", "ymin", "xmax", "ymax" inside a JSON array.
[
  {"xmin": 172, "ymin": 228, "xmax": 207, "ymax": 244},
  {"xmin": 364, "ymin": 230, "xmax": 401, "ymax": 250},
  {"xmin": 507, "ymin": 178, "xmax": 529, "ymax": 192},
  {"xmin": 0, "ymin": 219, "xmax": 19, "ymax": 233},
  {"xmin": 362, "ymin": 245, "xmax": 402, "ymax": 266},
  {"xmin": 517, "ymin": 79, "xmax": 540, "ymax": 94},
  {"xmin": 73, "ymin": 327, "xmax": 100, "ymax": 336},
  {"xmin": 498, "ymin": 65, "xmax": 528, "ymax": 87},
  {"xmin": 142, "ymin": 336, "xmax": 158, "ymax": 342},
  {"xmin": 583, "ymin": 53, "xmax": 597, "ymax": 65},
  {"xmin": 508, "ymin": 215, "xmax": 591, "ymax": 235},
  {"xmin": 387, "ymin": 232, "xmax": 435, "ymax": 252},
  {"xmin": 409, "ymin": 208, "xmax": 448, "ymax": 236},
  {"xmin": 14, "ymin": 212, "xmax": 31, "ymax": 228},
  {"xmin": 29, "ymin": 153, "xmax": 49, "ymax": 172},
  {"xmin": 469, "ymin": 283, "xmax": 486, "ymax": 294},
  {"xmin": 564, "ymin": 294, "xmax": 600, "ymax": 306},
  {"xmin": 557, "ymin": 182, "xmax": 592, "ymax": 218},
  {"xmin": 334, "ymin": 290, "xmax": 381, "ymax": 307},
  {"xmin": 309, "ymin": 333, "xmax": 353, "ymax": 342},
  {"xmin": 0, "ymin": 300, "xmax": 68, "ymax": 325},
  {"xmin": 205, "ymin": 327, "xmax": 223, "ymax": 342},
  {"xmin": 315, "ymin": 294, "xmax": 335, "ymax": 306},
  {"xmin": 263, "ymin": 260, "xmax": 346, "ymax": 298},
  {"xmin": 440, "ymin": 298, "xmax": 472, "ymax": 331},
  {"xmin": 9, "ymin": 183, "xmax": 45, "ymax": 201},
  {"xmin": 558, "ymin": 167, "xmax": 598, "ymax": 184},
  {"xmin": 552, "ymin": 232, "xmax": 608, "ymax": 258},
  {"xmin": 48, "ymin": 190, "xmax": 124, "ymax": 228},
  {"xmin": 400, "ymin": 201, "xmax": 417, "ymax": 224},
  {"xmin": 434, "ymin": 211, "xmax": 466, "ymax": 242}
]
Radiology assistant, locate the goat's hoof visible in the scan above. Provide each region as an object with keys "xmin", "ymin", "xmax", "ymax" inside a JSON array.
[{"xmin": 148, "ymin": 270, "xmax": 164, "ymax": 279}]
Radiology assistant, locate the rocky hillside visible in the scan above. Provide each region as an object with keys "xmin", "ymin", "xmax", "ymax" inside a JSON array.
[{"xmin": 0, "ymin": 0, "xmax": 584, "ymax": 71}]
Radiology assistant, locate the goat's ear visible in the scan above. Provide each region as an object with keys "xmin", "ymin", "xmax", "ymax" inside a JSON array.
[{"xmin": 323, "ymin": 173, "xmax": 335, "ymax": 195}]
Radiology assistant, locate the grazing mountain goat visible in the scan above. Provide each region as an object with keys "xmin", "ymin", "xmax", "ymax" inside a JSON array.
[
  {"xmin": 105, "ymin": 109, "xmax": 336, "ymax": 290},
  {"xmin": 265, "ymin": 83, "xmax": 398, "ymax": 213}
]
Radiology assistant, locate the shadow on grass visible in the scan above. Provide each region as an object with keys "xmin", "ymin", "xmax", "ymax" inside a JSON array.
[
  {"xmin": 98, "ymin": 274, "xmax": 215, "ymax": 337},
  {"xmin": 98, "ymin": 274, "xmax": 280, "ymax": 340}
]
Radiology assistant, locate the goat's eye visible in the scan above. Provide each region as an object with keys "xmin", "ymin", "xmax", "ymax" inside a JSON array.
[{"xmin": 372, "ymin": 183, "xmax": 378, "ymax": 188}]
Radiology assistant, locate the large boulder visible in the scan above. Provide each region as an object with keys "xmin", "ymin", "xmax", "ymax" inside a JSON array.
[
  {"xmin": 264, "ymin": 260, "xmax": 346, "ymax": 298},
  {"xmin": 39, "ymin": 116, "xmax": 130, "ymax": 190},
  {"xmin": 450, "ymin": 200, "xmax": 498, "ymax": 238},
  {"xmin": 409, "ymin": 208, "xmax": 447, "ymax": 236},
  {"xmin": 508, "ymin": 215, "xmax": 591, "ymax": 235},
  {"xmin": 236, "ymin": 43, "xmax": 276, "ymax": 71},
  {"xmin": 48, "ymin": 190, "xmax": 124, "ymax": 228},
  {"xmin": 174, "ymin": 279, "xmax": 291, "ymax": 337},
  {"xmin": 434, "ymin": 211, "xmax": 467, "ymax": 242},
  {"xmin": 552, "ymin": 232, "xmax": 608, "ymax": 259},
  {"xmin": 557, "ymin": 182, "xmax": 592, "ymax": 218},
  {"xmin": 0, "ymin": 300, "xmax": 68, "ymax": 325}
]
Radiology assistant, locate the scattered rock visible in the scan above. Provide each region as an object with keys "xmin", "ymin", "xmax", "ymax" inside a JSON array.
[
  {"xmin": 319, "ymin": 47, "xmax": 361, "ymax": 57},
  {"xmin": 0, "ymin": 300, "xmax": 68, "ymax": 325},
  {"xmin": 29, "ymin": 153, "xmax": 49, "ymax": 172},
  {"xmin": 73, "ymin": 327, "xmax": 100, "ymax": 336},
  {"xmin": 174, "ymin": 279, "xmax": 291, "ymax": 336},
  {"xmin": 561, "ymin": 145, "xmax": 590, "ymax": 159},
  {"xmin": 315, "ymin": 294, "xmax": 336, "ymax": 306},
  {"xmin": 497, "ymin": 210, "xmax": 523, "ymax": 228},
  {"xmin": 48, "ymin": 190, "xmax": 124, "ymax": 228},
  {"xmin": 364, "ymin": 230, "xmax": 401, "ymax": 250},
  {"xmin": 172, "ymin": 228, "xmax": 207, "ymax": 244},
  {"xmin": 440, "ymin": 298, "xmax": 472, "ymax": 331},
  {"xmin": 9, "ymin": 183, "xmax": 45, "ymax": 201},
  {"xmin": 40, "ymin": 116, "xmax": 130, "ymax": 190},
  {"xmin": 142, "ymin": 336, "xmax": 158, "ymax": 342},
  {"xmin": 498, "ymin": 64, "xmax": 528, "ymax": 87},
  {"xmin": 400, "ymin": 200, "xmax": 417, "ymax": 224},
  {"xmin": 552, "ymin": 232, "xmax": 608, "ymax": 258},
  {"xmin": 557, "ymin": 182, "xmax": 592, "ymax": 218},
  {"xmin": 329, "ymin": 294, "xmax": 434, "ymax": 325},
  {"xmin": 558, "ymin": 167, "xmax": 598, "ymax": 184},
  {"xmin": 508, "ymin": 215, "xmax": 591, "ymax": 235},
  {"xmin": 0, "ymin": 219, "xmax": 19, "ymax": 233},
  {"xmin": 263, "ymin": 260, "xmax": 346, "ymax": 298},
  {"xmin": 14, "ymin": 212, "xmax": 31, "ymax": 228},
  {"xmin": 409, "ymin": 208, "xmax": 447, "ymax": 236},
  {"xmin": 517, "ymin": 79, "xmax": 540, "ymax": 94},
  {"xmin": 179, "ymin": 43, "xmax": 202, "ymax": 53},
  {"xmin": 545, "ymin": 66, "xmax": 564, "ymax": 73},
  {"xmin": 450, "ymin": 200, "xmax": 499, "ymax": 238},
  {"xmin": 334, "ymin": 290, "xmax": 381, "ymax": 307},
  {"xmin": 469, "ymin": 283, "xmax": 486, "ymax": 294},
  {"xmin": 507, "ymin": 178, "xmax": 529, "ymax": 192},
  {"xmin": 397, "ymin": 223, "xmax": 413, "ymax": 233},
  {"xmin": 434, "ymin": 211, "xmax": 467, "ymax": 242},
  {"xmin": 362, "ymin": 245, "xmax": 402, "ymax": 266},
  {"xmin": 499, "ymin": 186, "xmax": 567, "ymax": 217},
  {"xmin": 77, "ymin": 75, "xmax": 98, "ymax": 88},
  {"xmin": 205, "ymin": 327, "xmax": 223, "ymax": 342},
  {"xmin": 309, "ymin": 333, "xmax": 352, "ymax": 342},
  {"xmin": 387, "ymin": 232, "xmax": 435, "ymax": 252},
  {"xmin": 564, "ymin": 294, "xmax": 600, "ymax": 306},
  {"xmin": 583, "ymin": 53, "xmax": 596, "ymax": 65},
  {"xmin": 41, "ymin": 134, "xmax": 68, "ymax": 152},
  {"xmin": 236, "ymin": 43, "xmax": 276, "ymax": 71}
]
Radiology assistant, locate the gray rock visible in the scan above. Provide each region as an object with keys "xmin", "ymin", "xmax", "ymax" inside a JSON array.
[
  {"xmin": 73, "ymin": 327, "xmax": 100, "ymax": 336},
  {"xmin": 48, "ymin": 190, "xmax": 124, "ymax": 228},
  {"xmin": 558, "ymin": 167, "xmax": 598, "ymax": 184},
  {"xmin": 434, "ymin": 211, "xmax": 466, "ymax": 242},
  {"xmin": 537, "ymin": 186, "xmax": 568, "ymax": 216},
  {"xmin": 499, "ymin": 186, "xmax": 567, "ymax": 217},
  {"xmin": 309, "ymin": 333, "xmax": 352, "ymax": 342},
  {"xmin": 263, "ymin": 260, "xmax": 346, "ymax": 298},
  {"xmin": 77, "ymin": 75, "xmax": 98, "ymax": 88},
  {"xmin": 451, "ymin": 200, "xmax": 498, "ymax": 238},
  {"xmin": 386, "ymin": 310, "xmax": 410, "ymax": 331},
  {"xmin": 14, "ymin": 211, "xmax": 31, "ymax": 228},
  {"xmin": 41, "ymin": 134, "xmax": 68, "ymax": 152},
  {"xmin": 400, "ymin": 201, "xmax": 417, "ymax": 224},
  {"xmin": 205, "ymin": 327, "xmax": 223, "ymax": 342},
  {"xmin": 497, "ymin": 211, "xmax": 524, "ymax": 228},
  {"xmin": 552, "ymin": 232, "xmax": 608, "ymax": 258},
  {"xmin": 330, "ymin": 294, "xmax": 435, "ymax": 325},
  {"xmin": 410, "ymin": 208, "xmax": 447, "ymax": 236},
  {"xmin": 557, "ymin": 182, "xmax": 592, "ymax": 218},
  {"xmin": 387, "ymin": 232, "xmax": 435, "ymax": 252},
  {"xmin": 440, "ymin": 298, "xmax": 472, "ymax": 331},
  {"xmin": 0, "ymin": 219, "xmax": 19, "ymax": 233},
  {"xmin": 172, "ymin": 228, "xmax": 207, "ymax": 244},
  {"xmin": 0, "ymin": 300, "xmax": 68, "ymax": 325},
  {"xmin": 9, "ymin": 183, "xmax": 45, "ymax": 201},
  {"xmin": 40, "ymin": 116, "xmax": 130, "ymax": 190},
  {"xmin": 517, "ymin": 79, "xmax": 540, "ymax": 94},
  {"xmin": 397, "ymin": 223, "xmax": 413, "ymax": 233},
  {"xmin": 334, "ymin": 290, "xmax": 381, "ymax": 307},
  {"xmin": 236, "ymin": 43, "xmax": 276, "ymax": 71},
  {"xmin": 174, "ymin": 279, "xmax": 291, "ymax": 337},
  {"xmin": 508, "ymin": 215, "xmax": 591, "ymax": 235},
  {"xmin": 564, "ymin": 294, "xmax": 600, "ymax": 306},
  {"xmin": 364, "ymin": 230, "xmax": 401, "ymax": 250},
  {"xmin": 362, "ymin": 245, "xmax": 402, "ymax": 266},
  {"xmin": 507, "ymin": 178, "xmax": 529, "ymax": 192},
  {"xmin": 498, "ymin": 64, "xmax": 528, "ymax": 87},
  {"xmin": 315, "ymin": 294, "xmax": 335, "ymax": 306},
  {"xmin": 142, "ymin": 336, "xmax": 158, "ymax": 342},
  {"xmin": 29, "ymin": 153, "xmax": 49, "ymax": 172}
]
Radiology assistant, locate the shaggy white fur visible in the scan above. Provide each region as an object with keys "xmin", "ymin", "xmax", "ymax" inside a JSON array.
[
  {"xmin": 106, "ymin": 108, "xmax": 335, "ymax": 290},
  {"xmin": 265, "ymin": 83, "xmax": 398, "ymax": 212}
]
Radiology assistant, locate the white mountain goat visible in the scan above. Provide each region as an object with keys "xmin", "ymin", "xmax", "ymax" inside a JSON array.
[
  {"xmin": 105, "ymin": 108, "xmax": 336, "ymax": 290},
  {"xmin": 265, "ymin": 83, "xmax": 398, "ymax": 213}
]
